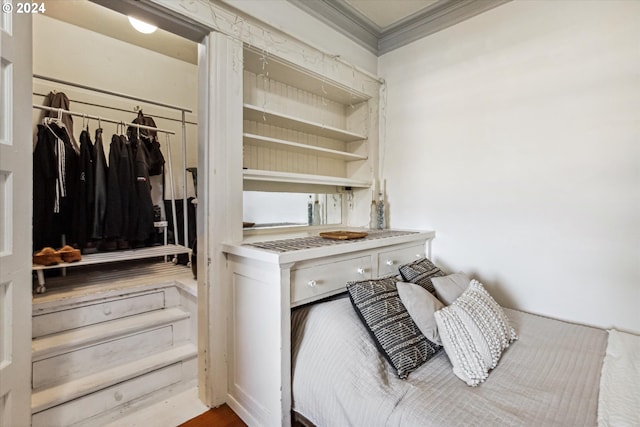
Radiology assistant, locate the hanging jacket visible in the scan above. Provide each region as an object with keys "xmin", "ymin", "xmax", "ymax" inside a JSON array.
[
  {"xmin": 42, "ymin": 91, "xmax": 80, "ymax": 153},
  {"xmin": 92, "ymin": 128, "xmax": 108, "ymax": 240},
  {"xmin": 132, "ymin": 137, "xmax": 155, "ymax": 244},
  {"xmin": 104, "ymin": 134, "xmax": 124, "ymax": 240},
  {"xmin": 71, "ymin": 129, "xmax": 94, "ymax": 249},
  {"xmin": 33, "ymin": 123, "xmax": 78, "ymax": 251},
  {"xmin": 122, "ymin": 135, "xmax": 137, "ymax": 247},
  {"xmin": 127, "ymin": 110, "xmax": 164, "ymax": 176}
]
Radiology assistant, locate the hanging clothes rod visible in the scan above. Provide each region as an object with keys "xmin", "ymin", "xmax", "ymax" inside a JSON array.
[
  {"xmin": 32, "ymin": 91, "xmax": 198, "ymax": 126},
  {"xmin": 33, "ymin": 74, "xmax": 193, "ymax": 114},
  {"xmin": 33, "ymin": 104, "xmax": 176, "ymax": 135}
]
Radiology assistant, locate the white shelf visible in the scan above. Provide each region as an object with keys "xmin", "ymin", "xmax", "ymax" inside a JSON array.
[
  {"xmin": 32, "ymin": 245, "xmax": 191, "ymax": 271},
  {"xmin": 243, "ymin": 169, "xmax": 370, "ymax": 188},
  {"xmin": 243, "ymin": 133, "xmax": 367, "ymax": 161},
  {"xmin": 243, "ymin": 47, "xmax": 370, "ymax": 105},
  {"xmin": 243, "ymin": 104, "xmax": 367, "ymax": 142}
]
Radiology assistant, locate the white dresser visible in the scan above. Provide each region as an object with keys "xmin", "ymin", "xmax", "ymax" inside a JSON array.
[{"xmin": 222, "ymin": 229, "xmax": 435, "ymax": 426}]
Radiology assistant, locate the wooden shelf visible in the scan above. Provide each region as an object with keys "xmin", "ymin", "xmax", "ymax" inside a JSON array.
[
  {"xmin": 243, "ymin": 169, "xmax": 370, "ymax": 188},
  {"xmin": 243, "ymin": 46, "xmax": 370, "ymax": 105},
  {"xmin": 243, "ymin": 104, "xmax": 367, "ymax": 142},
  {"xmin": 243, "ymin": 133, "xmax": 367, "ymax": 161},
  {"xmin": 32, "ymin": 245, "xmax": 191, "ymax": 271}
]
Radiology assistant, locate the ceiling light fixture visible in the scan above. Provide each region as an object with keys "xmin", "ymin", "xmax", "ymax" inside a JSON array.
[{"xmin": 128, "ymin": 16, "xmax": 157, "ymax": 34}]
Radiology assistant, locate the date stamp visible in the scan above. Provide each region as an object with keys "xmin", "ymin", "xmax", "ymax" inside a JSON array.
[{"xmin": 2, "ymin": 2, "xmax": 46, "ymax": 14}]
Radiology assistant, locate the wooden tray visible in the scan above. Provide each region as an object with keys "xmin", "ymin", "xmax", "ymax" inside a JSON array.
[{"xmin": 319, "ymin": 231, "xmax": 368, "ymax": 240}]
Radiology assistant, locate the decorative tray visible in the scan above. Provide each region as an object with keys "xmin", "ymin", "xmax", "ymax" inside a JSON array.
[{"xmin": 319, "ymin": 231, "xmax": 368, "ymax": 240}]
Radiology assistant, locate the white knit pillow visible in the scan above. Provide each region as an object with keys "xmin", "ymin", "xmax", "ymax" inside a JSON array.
[{"xmin": 434, "ymin": 280, "xmax": 518, "ymax": 386}]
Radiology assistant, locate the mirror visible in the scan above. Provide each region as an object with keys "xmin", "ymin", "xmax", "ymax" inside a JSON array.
[{"xmin": 243, "ymin": 192, "xmax": 343, "ymax": 229}]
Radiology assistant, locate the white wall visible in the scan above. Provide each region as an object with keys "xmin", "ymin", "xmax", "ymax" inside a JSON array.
[
  {"xmin": 379, "ymin": 1, "xmax": 640, "ymax": 333},
  {"xmin": 32, "ymin": 14, "xmax": 198, "ymax": 199}
]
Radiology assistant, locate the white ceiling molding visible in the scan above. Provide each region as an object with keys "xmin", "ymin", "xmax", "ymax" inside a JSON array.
[{"xmin": 287, "ymin": 0, "xmax": 511, "ymax": 56}]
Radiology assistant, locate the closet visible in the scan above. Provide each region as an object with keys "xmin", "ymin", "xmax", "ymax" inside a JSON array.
[
  {"xmin": 31, "ymin": 79, "xmax": 192, "ymax": 294},
  {"xmin": 30, "ymin": 4, "xmax": 200, "ymax": 426}
]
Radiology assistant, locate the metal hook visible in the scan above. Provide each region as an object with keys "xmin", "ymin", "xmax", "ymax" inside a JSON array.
[{"xmin": 98, "ymin": 115, "xmax": 102, "ymax": 129}]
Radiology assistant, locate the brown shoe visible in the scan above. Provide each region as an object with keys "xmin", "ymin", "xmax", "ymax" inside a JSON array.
[
  {"xmin": 57, "ymin": 245, "xmax": 82, "ymax": 263},
  {"xmin": 33, "ymin": 247, "xmax": 63, "ymax": 266}
]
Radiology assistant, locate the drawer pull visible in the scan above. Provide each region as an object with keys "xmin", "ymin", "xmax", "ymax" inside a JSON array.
[
  {"xmin": 307, "ymin": 280, "xmax": 317, "ymax": 288},
  {"xmin": 114, "ymin": 391, "xmax": 124, "ymax": 402},
  {"xmin": 357, "ymin": 267, "xmax": 365, "ymax": 275},
  {"xmin": 385, "ymin": 260, "xmax": 395, "ymax": 266},
  {"xmin": 103, "ymin": 306, "xmax": 112, "ymax": 315}
]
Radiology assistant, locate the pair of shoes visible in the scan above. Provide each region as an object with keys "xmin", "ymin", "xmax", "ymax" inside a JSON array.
[{"xmin": 32, "ymin": 245, "xmax": 82, "ymax": 266}]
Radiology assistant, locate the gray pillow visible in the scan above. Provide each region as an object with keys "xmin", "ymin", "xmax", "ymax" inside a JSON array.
[
  {"xmin": 347, "ymin": 277, "xmax": 441, "ymax": 379},
  {"xmin": 434, "ymin": 280, "xmax": 518, "ymax": 386},
  {"xmin": 432, "ymin": 272, "xmax": 471, "ymax": 305},
  {"xmin": 397, "ymin": 281, "xmax": 444, "ymax": 345},
  {"xmin": 398, "ymin": 257, "xmax": 445, "ymax": 294}
]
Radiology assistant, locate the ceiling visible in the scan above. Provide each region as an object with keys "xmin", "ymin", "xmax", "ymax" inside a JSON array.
[
  {"xmin": 287, "ymin": 0, "xmax": 510, "ymax": 55},
  {"xmin": 42, "ymin": 1, "xmax": 199, "ymax": 64}
]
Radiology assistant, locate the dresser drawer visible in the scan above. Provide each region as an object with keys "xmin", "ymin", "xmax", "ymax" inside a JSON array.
[
  {"xmin": 291, "ymin": 255, "xmax": 372, "ymax": 306},
  {"xmin": 377, "ymin": 244, "xmax": 426, "ymax": 277},
  {"xmin": 33, "ymin": 291, "xmax": 166, "ymax": 338},
  {"xmin": 31, "ymin": 363, "xmax": 182, "ymax": 427}
]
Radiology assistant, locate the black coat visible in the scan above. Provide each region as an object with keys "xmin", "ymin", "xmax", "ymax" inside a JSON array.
[
  {"xmin": 33, "ymin": 123, "xmax": 78, "ymax": 251},
  {"xmin": 71, "ymin": 129, "xmax": 95, "ymax": 249},
  {"xmin": 92, "ymin": 128, "xmax": 108, "ymax": 240}
]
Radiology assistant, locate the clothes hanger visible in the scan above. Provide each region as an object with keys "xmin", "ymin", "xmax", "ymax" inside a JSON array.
[{"xmin": 42, "ymin": 108, "xmax": 64, "ymax": 136}]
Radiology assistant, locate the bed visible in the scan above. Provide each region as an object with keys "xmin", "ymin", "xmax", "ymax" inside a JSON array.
[{"xmin": 291, "ymin": 284, "xmax": 639, "ymax": 427}]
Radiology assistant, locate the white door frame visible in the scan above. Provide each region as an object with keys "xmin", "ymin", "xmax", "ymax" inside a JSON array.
[
  {"xmin": 196, "ymin": 31, "xmax": 243, "ymax": 407},
  {"xmin": 0, "ymin": 9, "xmax": 33, "ymax": 427},
  {"xmin": 87, "ymin": 0, "xmax": 243, "ymax": 408}
]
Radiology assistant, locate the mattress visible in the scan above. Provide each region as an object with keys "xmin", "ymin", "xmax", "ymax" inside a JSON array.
[{"xmin": 291, "ymin": 295, "xmax": 608, "ymax": 427}]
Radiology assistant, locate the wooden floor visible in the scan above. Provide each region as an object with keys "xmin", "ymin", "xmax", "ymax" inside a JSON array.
[{"xmin": 178, "ymin": 404, "xmax": 247, "ymax": 427}]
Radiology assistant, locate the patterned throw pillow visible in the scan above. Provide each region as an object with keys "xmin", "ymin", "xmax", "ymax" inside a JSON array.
[
  {"xmin": 347, "ymin": 277, "xmax": 441, "ymax": 379},
  {"xmin": 434, "ymin": 280, "xmax": 518, "ymax": 386},
  {"xmin": 398, "ymin": 257, "xmax": 445, "ymax": 294}
]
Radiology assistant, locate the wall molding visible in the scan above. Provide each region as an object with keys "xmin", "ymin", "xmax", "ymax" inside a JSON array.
[{"xmin": 287, "ymin": 0, "xmax": 511, "ymax": 56}]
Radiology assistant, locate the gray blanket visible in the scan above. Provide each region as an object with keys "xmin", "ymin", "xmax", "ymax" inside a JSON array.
[{"xmin": 292, "ymin": 296, "xmax": 607, "ymax": 427}]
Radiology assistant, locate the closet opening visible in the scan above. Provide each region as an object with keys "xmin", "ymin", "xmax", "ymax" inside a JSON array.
[{"xmin": 30, "ymin": 2, "xmax": 209, "ymax": 425}]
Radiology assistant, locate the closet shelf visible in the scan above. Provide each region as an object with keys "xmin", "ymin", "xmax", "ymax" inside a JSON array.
[
  {"xmin": 32, "ymin": 245, "xmax": 191, "ymax": 294},
  {"xmin": 243, "ymin": 169, "xmax": 371, "ymax": 188},
  {"xmin": 243, "ymin": 104, "xmax": 367, "ymax": 142},
  {"xmin": 32, "ymin": 245, "xmax": 191, "ymax": 272},
  {"xmin": 243, "ymin": 133, "xmax": 367, "ymax": 161}
]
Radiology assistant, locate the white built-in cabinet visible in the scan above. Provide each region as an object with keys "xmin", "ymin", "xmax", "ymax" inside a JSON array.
[
  {"xmin": 242, "ymin": 46, "xmax": 374, "ymax": 193},
  {"xmin": 223, "ymin": 231, "xmax": 435, "ymax": 426}
]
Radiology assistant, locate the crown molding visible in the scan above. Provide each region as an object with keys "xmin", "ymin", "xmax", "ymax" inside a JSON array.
[
  {"xmin": 287, "ymin": 0, "xmax": 380, "ymax": 54},
  {"xmin": 287, "ymin": 0, "xmax": 511, "ymax": 56}
]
